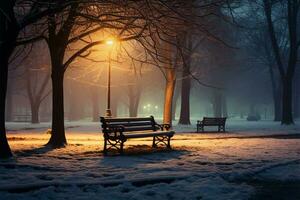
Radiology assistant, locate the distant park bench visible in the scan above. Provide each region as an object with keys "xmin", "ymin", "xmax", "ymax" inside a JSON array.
[
  {"xmin": 197, "ymin": 117, "xmax": 226, "ymax": 132},
  {"xmin": 13, "ymin": 114, "xmax": 31, "ymax": 122},
  {"xmin": 100, "ymin": 116, "xmax": 175, "ymax": 155}
]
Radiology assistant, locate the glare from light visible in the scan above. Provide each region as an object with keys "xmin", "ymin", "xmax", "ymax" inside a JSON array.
[{"xmin": 106, "ymin": 39, "xmax": 114, "ymax": 45}]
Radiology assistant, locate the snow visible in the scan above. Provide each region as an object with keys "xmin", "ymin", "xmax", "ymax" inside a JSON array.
[{"xmin": 1, "ymin": 120, "xmax": 300, "ymax": 200}]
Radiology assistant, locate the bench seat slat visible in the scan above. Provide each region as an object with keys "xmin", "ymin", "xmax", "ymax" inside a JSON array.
[
  {"xmin": 123, "ymin": 126, "xmax": 155, "ymax": 132},
  {"xmin": 107, "ymin": 122, "xmax": 153, "ymax": 127},
  {"xmin": 124, "ymin": 131, "xmax": 175, "ymax": 139},
  {"xmin": 104, "ymin": 117, "xmax": 153, "ymax": 122}
]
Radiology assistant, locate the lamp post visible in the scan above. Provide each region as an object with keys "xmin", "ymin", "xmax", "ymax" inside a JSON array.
[{"xmin": 105, "ymin": 39, "xmax": 114, "ymax": 117}]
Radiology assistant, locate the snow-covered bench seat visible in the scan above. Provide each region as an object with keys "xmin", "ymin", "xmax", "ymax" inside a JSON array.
[
  {"xmin": 197, "ymin": 117, "xmax": 227, "ymax": 132},
  {"xmin": 100, "ymin": 116, "xmax": 175, "ymax": 155}
]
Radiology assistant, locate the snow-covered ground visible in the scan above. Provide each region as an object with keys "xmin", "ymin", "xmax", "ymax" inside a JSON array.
[{"xmin": 1, "ymin": 120, "xmax": 300, "ymax": 200}]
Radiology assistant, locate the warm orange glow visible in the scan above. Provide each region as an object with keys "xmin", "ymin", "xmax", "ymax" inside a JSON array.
[{"xmin": 106, "ymin": 39, "xmax": 114, "ymax": 45}]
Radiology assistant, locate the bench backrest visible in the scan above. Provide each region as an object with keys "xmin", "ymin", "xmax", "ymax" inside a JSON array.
[
  {"xmin": 100, "ymin": 116, "xmax": 158, "ymax": 133},
  {"xmin": 203, "ymin": 117, "xmax": 226, "ymax": 125}
]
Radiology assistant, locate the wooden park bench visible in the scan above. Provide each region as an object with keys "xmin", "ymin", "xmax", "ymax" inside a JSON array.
[
  {"xmin": 100, "ymin": 116, "xmax": 175, "ymax": 155},
  {"xmin": 197, "ymin": 117, "xmax": 226, "ymax": 132}
]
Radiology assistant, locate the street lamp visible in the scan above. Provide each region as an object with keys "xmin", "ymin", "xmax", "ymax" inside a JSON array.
[{"xmin": 105, "ymin": 39, "xmax": 114, "ymax": 117}]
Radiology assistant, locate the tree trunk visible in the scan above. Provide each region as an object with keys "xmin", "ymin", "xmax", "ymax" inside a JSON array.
[
  {"xmin": 171, "ymin": 84, "xmax": 180, "ymax": 121},
  {"xmin": 281, "ymin": 78, "xmax": 294, "ymax": 124},
  {"xmin": 268, "ymin": 62, "xmax": 282, "ymax": 121},
  {"xmin": 0, "ymin": 1, "xmax": 17, "ymax": 158},
  {"xmin": 128, "ymin": 85, "xmax": 136, "ymax": 117},
  {"xmin": 0, "ymin": 52, "xmax": 13, "ymax": 158},
  {"xmin": 263, "ymin": 0, "xmax": 298, "ymax": 124},
  {"xmin": 222, "ymin": 94, "xmax": 228, "ymax": 118},
  {"xmin": 293, "ymin": 70, "xmax": 300, "ymax": 119},
  {"xmin": 294, "ymin": 92, "xmax": 299, "ymax": 119},
  {"xmin": 31, "ymin": 102, "xmax": 40, "ymax": 124},
  {"xmin": 47, "ymin": 71, "xmax": 67, "ymax": 147},
  {"xmin": 249, "ymin": 103, "xmax": 256, "ymax": 116},
  {"xmin": 179, "ymin": 68, "xmax": 191, "ymax": 124},
  {"xmin": 273, "ymin": 89, "xmax": 282, "ymax": 121},
  {"xmin": 128, "ymin": 75, "xmax": 141, "ymax": 117},
  {"xmin": 163, "ymin": 69, "xmax": 176, "ymax": 126},
  {"xmin": 5, "ymin": 82, "xmax": 13, "ymax": 122},
  {"xmin": 212, "ymin": 90, "xmax": 222, "ymax": 118},
  {"xmin": 129, "ymin": 102, "xmax": 138, "ymax": 117}
]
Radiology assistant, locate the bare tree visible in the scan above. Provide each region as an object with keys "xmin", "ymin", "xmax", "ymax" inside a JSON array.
[
  {"xmin": 0, "ymin": 0, "xmax": 67, "ymax": 158},
  {"xmin": 127, "ymin": 74, "xmax": 142, "ymax": 117},
  {"xmin": 263, "ymin": 0, "xmax": 300, "ymax": 124},
  {"xmin": 25, "ymin": 67, "xmax": 50, "ymax": 123}
]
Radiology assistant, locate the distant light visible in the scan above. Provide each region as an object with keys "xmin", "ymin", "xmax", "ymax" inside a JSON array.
[
  {"xmin": 143, "ymin": 106, "xmax": 147, "ymax": 109},
  {"xmin": 106, "ymin": 39, "xmax": 114, "ymax": 45},
  {"xmin": 155, "ymin": 106, "xmax": 158, "ymax": 109},
  {"xmin": 147, "ymin": 104, "xmax": 151, "ymax": 107}
]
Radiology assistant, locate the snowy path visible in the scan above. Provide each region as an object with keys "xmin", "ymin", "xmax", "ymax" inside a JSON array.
[{"xmin": 1, "ymin": 121, "xmax": 300, "ymax": 200}]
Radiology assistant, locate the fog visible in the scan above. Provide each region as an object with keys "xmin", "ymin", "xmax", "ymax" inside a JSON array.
[
  {"xmin": 6, "ymin": 36, "xmax": 298, "ymax": 123},
  {"xmin": 3, "ymin": 0, "xmax": 300, "ymax": 125}
]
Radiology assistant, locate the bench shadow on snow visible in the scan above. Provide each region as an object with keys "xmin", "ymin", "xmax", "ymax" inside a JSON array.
[{"xmin": 99, "ymin": 145, "xmax": 189, "ymax": 167}]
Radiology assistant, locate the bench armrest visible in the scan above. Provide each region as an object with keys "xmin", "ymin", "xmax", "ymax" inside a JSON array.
[
  {"xmin": 156, "ymin": 123, "xmax": 171, "ymax": 131},
  {"xmin": 197, "ymin": 120, "xmax": 203, "ymax": 125}
]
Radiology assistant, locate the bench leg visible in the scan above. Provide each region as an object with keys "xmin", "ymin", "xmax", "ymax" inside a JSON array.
[
  {"xmin": 167, "ymin": 136, "xmax": 171, "ymax": 149},
  {"xmin": 197, "ymin": 125, "xmax": 203, "ymax": 133},
  {"xmin": 103, "ymin": 138, "xmax": 107, "ymax": 155},
  {"xmin": 218, "ymin": 125, "xmax": 225, "ymax": 132},
  {"xmin": 221, "ymin": 125, "xmax": 225, "ymax": 132},
  {"xmin": 153, "ymin": 136, "xmax": 172, "ymax": 149},
  {"xmin": 120, "ymin": 141, "xmax": 124, "ymax": 154},
  {"xmin": 152, "ymin": 136, "xmax": 157, "ymax": 148}
]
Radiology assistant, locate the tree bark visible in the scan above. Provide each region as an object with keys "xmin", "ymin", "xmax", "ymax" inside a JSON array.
[
  {"xmin": 222, "ymin": 94, "xmax": 228, "ymax": 118},
  {"xmin": 129, "ymin": 101, "xmax": 138, "ymax": 117},
  {"xmin": 0, "ymin": 51, "xmax": 13, "ymax": 158},
  {"xmin": 294, "ymin": 93, "xmax": 299, "ymax": 119},
  {"xmin": 293, "ymin": 74, "xmax": 300, "ymax": 119},
  {"xmin": 163, "ymin": 68, "xmax": 176, "ymax": 126},
  {"xmin": 281, "ymin": 78, "xmax": 294, "ymax": 124},
  {"xmin": 128, "ymin": 84, "xmax": 141, "ymax": 117},
  {"xmin": 179, "ymin": 68, "xmax": 191, "ymax": 124},
  {"xmin": 212, "ymin": 90, "xmax": 222, "ymax": 118},
  {"xmin": 5, "ymin": 82, "xmax": 13, "ymax": 122},
  {"xmin": 47, "ymin": 71, "xmax": 67, "ymax": 147},
  {"xmin": 171, "ymin": 83, "xmax": 180, "ymax": 121},
  {"xmin": 30, "ymin": 102, "xmax": 40, "ymax": 124},
  {"xmin": 267, "ymin": 62, "xmax": 282, "ymax": 121},
  {"xmin": 273, "ymin": 89, "xmax": 282, "ymax": 121},
  {"xmin": 0, "ymin": 0, "xmax": 18, "ymax": 158}
]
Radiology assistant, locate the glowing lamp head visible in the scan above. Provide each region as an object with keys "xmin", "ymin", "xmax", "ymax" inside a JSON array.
[{"xmin": 106, "ymin": 39, "xmax": 114, "ymax": 45}]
